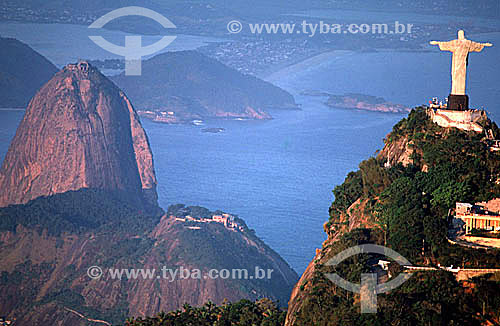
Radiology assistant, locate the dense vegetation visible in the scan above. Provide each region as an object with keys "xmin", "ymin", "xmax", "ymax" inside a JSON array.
[
  {"xmin": 293, "ymin": 228, "xmax": 500, "ymax": 325},
  {"xmin": 125, "ymin": 299, "xmax": 286, "ymax": 326},
  {"xmin": 167, "ymin": 204, "xmax": 249, "ymax": 230},
  {"xmin": 0, "ymin": 189, "xmax": 161, "ymax": 235},
  {"xmin": 329, "ymin": 107, "xmax": 500, "ymax": 264},
  {"xmin": 168, "ymin": 204, "xmax": 213, "ymax": 219},
  {"xmin": 294, "ymin": 108, "xmax": 500, "ymax": 325}
]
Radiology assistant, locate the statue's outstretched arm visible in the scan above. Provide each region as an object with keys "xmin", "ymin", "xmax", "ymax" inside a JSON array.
[
  {"xmin": 470, "ymin": 41, "xmax": 492, "ymax": 52},
  {"xmin": 430, "ymin": 40, "xmax": 454, "ymax": 51}
]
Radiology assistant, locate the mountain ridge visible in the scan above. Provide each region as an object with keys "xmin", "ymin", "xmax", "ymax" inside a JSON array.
[{"xmin": 0, "ymin": 36, "xmax": 58, "ymax": 108}]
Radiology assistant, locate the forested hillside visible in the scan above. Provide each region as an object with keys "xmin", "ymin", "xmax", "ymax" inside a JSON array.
[{"xmin": 285, "ymin": 108, "xmax": 500, "ymax": 325}]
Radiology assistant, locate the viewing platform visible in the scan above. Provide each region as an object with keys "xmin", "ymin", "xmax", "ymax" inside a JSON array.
[{"xmin": 426, "ymin": 99, "xmax": 486, "ymax": 133}]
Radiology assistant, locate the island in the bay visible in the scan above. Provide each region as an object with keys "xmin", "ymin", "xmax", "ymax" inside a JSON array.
[
  {"xmin": 301, "ymin": 90, "xmax": 410, "ymax": 113},
  {"xmin": 112, "ymin": 51, "xmax": 298, "ymax": 125},
  {"xmin": 326, "ymin": 93, "xmax": 410, "ymax": 113}
]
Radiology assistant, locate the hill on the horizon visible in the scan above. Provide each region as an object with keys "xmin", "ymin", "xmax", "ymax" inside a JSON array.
[
  {"xmin": 112, "ymin": 51, "xmax": 297, "ymax": 122},
  {"xmin": 0, "ymin": 37, "xmax": 58, "ymax": 108}
]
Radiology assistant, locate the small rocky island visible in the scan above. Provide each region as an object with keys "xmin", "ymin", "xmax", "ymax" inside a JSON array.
[
  {"xmin": 326, "ymin": 93, "xmax": 410, "ymax": 113},
  {"xmin": 301, "ymin": 90, "xmax": 409, "ymax": 113}
]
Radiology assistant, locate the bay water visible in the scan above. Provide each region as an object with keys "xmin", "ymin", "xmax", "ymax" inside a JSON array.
[{"xmin": 1, "ymin": 22, "xmax": 499, "ymax": 274}]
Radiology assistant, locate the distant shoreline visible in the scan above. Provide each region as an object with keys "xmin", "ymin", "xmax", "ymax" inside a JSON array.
[
  {"xmin": 0, "ymin": 108, "xmax": 25, "ymax": 111},
  {"xmin": 263, "ymin": 46, "xmax": 431, "ymax": 83},
  {"xmin": 263, "ymin": 50, "xmax": 353, "ymax": 82}
]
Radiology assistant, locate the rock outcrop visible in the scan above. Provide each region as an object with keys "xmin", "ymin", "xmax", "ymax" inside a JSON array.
[
  {"xmin": 325, "ymin": 93, "xmax": 410, "ymax": 113},
  {"xmin": 0, "ymin": 61, "xmax": 158, "ymax": 209},
  {"xmin": 0, "ymin": 37, "xmax": 58, "ymax": 108},
  {"xmin": 286, "ymin": 198, "xmax": 378, "ymax": 326},
  {"xmin": 377, "ymin": 134, "xmax": 415, "ymax": 167}
]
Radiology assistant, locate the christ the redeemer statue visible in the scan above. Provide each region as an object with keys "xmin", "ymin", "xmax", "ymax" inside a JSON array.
[{"xmin": 430, "ymin": 30, "xmax": 492, "ymax": 110}]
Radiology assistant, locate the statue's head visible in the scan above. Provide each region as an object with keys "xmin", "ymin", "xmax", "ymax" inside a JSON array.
[{"xmin": 458, "ymin": 30, "xmax": 465, "ymax": 40}]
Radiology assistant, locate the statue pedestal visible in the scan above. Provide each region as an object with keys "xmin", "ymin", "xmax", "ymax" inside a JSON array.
[{"xmin": 448, "ymin": 94, "xmax": 469, "ymax": 110}]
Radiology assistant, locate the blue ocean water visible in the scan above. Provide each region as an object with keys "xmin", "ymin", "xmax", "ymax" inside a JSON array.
[
  {"xmin": 267, "ymin": 33, "xmax": 500, "ymax": 122},
  {"xmin": 144, "ymin": 101, "xmax": 401, "ymax": 274},
  {"xmin": 0, "ymin": 104, "xmax": 401, "ymax": 274},
  {"xmin": 0, "ymin": 23, "xmax": 499, "ymax": 274}
]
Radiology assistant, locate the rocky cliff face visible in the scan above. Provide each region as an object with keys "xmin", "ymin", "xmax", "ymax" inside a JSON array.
[
  {"xmin": 285, "ymin": 198, "xmax": 377, "ymax": 326},
  {"xmin": 377, "ymin": 135, "xmax": 415, "ymax": 167},
  {"xmin": 0, "ymin": 61, "xmax": 158, "ymax": 209}
]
